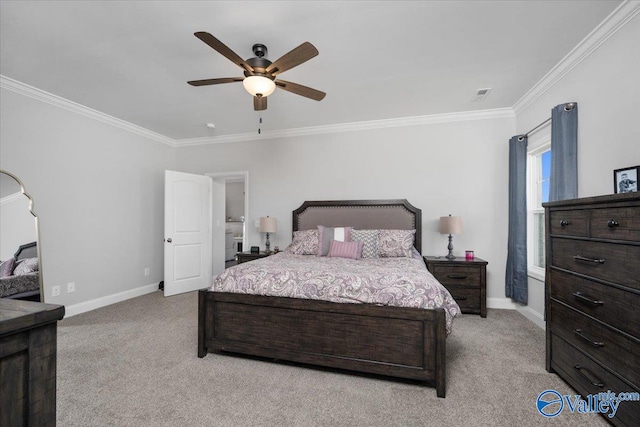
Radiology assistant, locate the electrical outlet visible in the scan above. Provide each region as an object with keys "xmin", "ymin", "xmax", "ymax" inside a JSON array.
[
  {"xmin": 144, "ymin": 267, "xmax": 150, "ymax": 277},
  {"xmin": 52, "ymin": 286, "xmax": 60, "ymax": 297},
  {"xmin": 67, "ymin": 282, "xmax": 75, "ymax": 293},
  {"xmin": 255, "ymin": 219, "xmax": 260, "ymax": 228}
]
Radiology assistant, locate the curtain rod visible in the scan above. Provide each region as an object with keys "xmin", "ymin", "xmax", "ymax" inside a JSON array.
[{"xmin": 517, "ymin": 102, "xmax": 575, "ymax": 141}]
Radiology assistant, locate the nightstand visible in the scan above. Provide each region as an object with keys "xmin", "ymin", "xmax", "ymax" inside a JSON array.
[
  {"xmin": 424, "ymin": 256, "xmax": 488, "ymax": 318},
  {"xmin": 236, "ymin": 251, "xmax": 272, "ymax": 264}
]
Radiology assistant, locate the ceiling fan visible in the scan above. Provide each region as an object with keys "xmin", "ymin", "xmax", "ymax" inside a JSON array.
[{"xmin": 188, "ymin": 32, "xmax": 326, "ymax": 111}]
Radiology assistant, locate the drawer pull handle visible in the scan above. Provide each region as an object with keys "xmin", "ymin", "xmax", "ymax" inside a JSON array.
[
  {"xmin": 573, "ymin": 255, "xmax": 605, "ymax": 264},
  {"xmin": 454, "ymin": 296, "xmax": 468, "ymax": 301},
  {"xmin": 573, "ymin": 365, "xmax": 604, "ymax": 388},
  {"xmin": 560, "ymin": 219, "xmax": 570, "ymax": 227},
  {"xmin": 607, "ymin": 219, "xmax": 619, "ymax": 228},
  {"xmin": 574, "ymin": 329, "xmax": 604, "ymax": 347},
  {"xmin": 572, "ymin": 292, "xmax": 604, "ymax": 306},
  {"xmin": 447, "ymin": 274, "xmax": 468, "ymax": 279}
]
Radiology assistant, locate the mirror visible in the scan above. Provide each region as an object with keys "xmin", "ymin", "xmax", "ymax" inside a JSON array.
[{"xmin": 0, "ymin": 169, "xmax": 43, "ymax": 302}]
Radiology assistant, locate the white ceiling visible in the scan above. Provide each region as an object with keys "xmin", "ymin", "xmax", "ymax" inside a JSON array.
[{"xmin": 0, "ymin": 1, "xmax": 622, "ymax": 141}]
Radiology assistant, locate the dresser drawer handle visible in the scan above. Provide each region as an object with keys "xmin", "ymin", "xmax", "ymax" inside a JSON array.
[
  {"xmin": 454, "ymin": 296, "xmax": 468, "ymax": 301},
  {"xmin": 574, "ymin": 329, "xmax": 604, "ymax": 347},
  {"xmin": 574, "ymin": 365, "xmax": 604, "ymax": 388},
  {"xmin": 607, "ymin": 219, "xmax": 619, "ymax": 228},
  {"xmin": 560, "ymin": 219, "xmax": 570, "ymax": 227},
  {"xmin": 572, "ymin": 292, "xmax": 604, "ymax": 306},
  {"xmin": 573, "ymin": 255, "xmax": 605, "ymax": 264},
  {"xmin": 447, "ymin": 274, "xmax": 468, "ymax": 280}
]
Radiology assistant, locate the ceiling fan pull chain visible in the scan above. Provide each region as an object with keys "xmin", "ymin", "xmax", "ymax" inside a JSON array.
[{"xmin": 258, "ymin": 116, "xmax": 262, "ymax": 134}]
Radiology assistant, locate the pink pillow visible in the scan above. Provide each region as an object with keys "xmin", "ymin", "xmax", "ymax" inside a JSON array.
[{"xmin": 327, "ymin": 240, "xmax": 364, "ymax": 260}]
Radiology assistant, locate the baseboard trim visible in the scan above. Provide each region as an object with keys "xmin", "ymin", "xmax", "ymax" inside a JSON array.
[
  {"xmin": 516, "ymin": 305, "xmax": 546, "ymax": 330},
  {"xmin": 63, "ymin": 283, "xmax": 160, "ymax": 318},
  {"xmin": 487, "ymin": 297, "xmax": 518, "ymax": 310}
]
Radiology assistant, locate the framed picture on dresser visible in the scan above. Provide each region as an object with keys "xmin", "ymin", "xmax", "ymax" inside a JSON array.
[{"xmin": 614, "ymin": 165, "xmax": 638, "ymax": 194}]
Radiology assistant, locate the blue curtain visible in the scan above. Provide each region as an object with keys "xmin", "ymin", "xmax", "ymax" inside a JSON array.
[
  {"xmin": 550, "ymin": 102, "xmax": 578, "ymax": 201},
  {"xmin": 505, "ymin": 135, "xmax": 528, "ymax": 304}
]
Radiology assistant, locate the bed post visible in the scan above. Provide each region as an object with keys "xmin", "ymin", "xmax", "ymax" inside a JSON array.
[
  {"xmin": 198, "ymin": 289, "xmax": 208, "ymax": 358},
  {"xmin": 435, "ymin": 308, "xmax": 446, "ymax": 398}
]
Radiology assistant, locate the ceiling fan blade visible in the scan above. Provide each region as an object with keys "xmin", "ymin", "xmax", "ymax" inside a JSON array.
[
  {"xmin": 266, "ymin": 42, "xmax": 318, "ymax": 76},
  {"xmin": 254, "ymin": 95, "xmax": 267, "ymax": 111},
  {"xmin": 275, "ymin": 80, "xmax": 326, "ymax": 101},
  {"xmin": 187, "ymin": 77, "xmax": 244, "ymax": 86},
  {"xmin": 194, "ymin": 32, "xmax": 253, "ymax": 74}
]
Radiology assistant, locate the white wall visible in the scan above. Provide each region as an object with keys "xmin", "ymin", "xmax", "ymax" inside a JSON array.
[
  {"xmin": 0, "ymin": 88, "xmax": 175, "ymax": 309},
  {"xmin": 176, "ymin": 116, "xmax": 516, "ymax": 306},
  {"xmin": 515, "ymin": 11, "xmax": 640, "ymax": 324}
]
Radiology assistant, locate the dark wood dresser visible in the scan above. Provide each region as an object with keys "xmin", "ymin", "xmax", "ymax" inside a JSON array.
[
  {"xmin": 544, "ymin": 192, "xmax": 639, "ymax": 426},
  {"xmin": 424, "ymin": 256, "xmax": 488, "ymax": 317},
  {"xmin": 0, "ymin": 299, "xmax": 65, "ymax": 426}
]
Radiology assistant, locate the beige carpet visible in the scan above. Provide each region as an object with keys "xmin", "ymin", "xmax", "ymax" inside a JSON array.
[{"xmin": 56, "ymin": 290, "xmax": 607, "ymax": 426}]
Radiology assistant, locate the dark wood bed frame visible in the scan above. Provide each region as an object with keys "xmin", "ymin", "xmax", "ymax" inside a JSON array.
[{"xmin": 198, "ymin": 199, "xmax": 448, "ymax": 397}]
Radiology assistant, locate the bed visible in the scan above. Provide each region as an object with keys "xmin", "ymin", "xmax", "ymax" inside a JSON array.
[
  {"xmin": 0, "ymin": 242, "xmax": 41, "ymax": 301},
  {"xmin": 198, "ymin": 199, "xmax": 460, "ymax": 397}
]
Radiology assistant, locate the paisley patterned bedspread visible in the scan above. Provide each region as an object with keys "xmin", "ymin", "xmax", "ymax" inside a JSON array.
[{"xmin": 209, "ymin": 253, "xmax": 461, "ymax": 335}]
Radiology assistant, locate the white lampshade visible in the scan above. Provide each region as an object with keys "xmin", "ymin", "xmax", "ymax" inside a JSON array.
[
  {"xmin": 439, "ymin": 215, "xmax": 462, "ymax": 235},
  {"xmin": 259, "ymin": 216, "xmax": 277, "ymax": 233},
  {"xmin": 243, "ymin": 76, "xmax": 276, "ymax": 97}
]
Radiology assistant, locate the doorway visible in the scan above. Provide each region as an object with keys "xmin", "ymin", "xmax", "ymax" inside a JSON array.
[{"xmin": 206, "ymin": 171, "xmax": 248, "ymax": 273}]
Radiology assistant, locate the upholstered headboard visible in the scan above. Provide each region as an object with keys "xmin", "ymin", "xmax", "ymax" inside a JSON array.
[
  {"xmin": 292, "ymin": 199, "xmax": 422, "ymax": 253},
  {"xmin": 14, "ymin": 241, "xmax": 37, "ymax": 261}
]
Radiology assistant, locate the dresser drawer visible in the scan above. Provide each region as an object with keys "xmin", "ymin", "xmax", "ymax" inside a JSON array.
[
  {"xmin": 549, "ymin": 210, "xmax": 589, "ymax": 237},
  {"xmin": 590, "ymin": 207, "xmax": 640, "ymax": 242},
  {"xmin": 550, "ymin": 334, "xmax": 640, "ymax": 427},
  {"xmin": 443, "ymin": 286, "xmax": 480, "ymax": 312},
  {"xmin": 551, "ymin": 239, "xmax": 640, "ymax": 290},
  {"xmin": 550, "ymin": 301, "xmax": 640, "ymax": 387},
  {"xmin": 549, "ymin": 269, "xmax": 640, "ymax": 338},
  {"xmin": 429, "ymin": 265, "xmax": 480, "ymax": 287}
]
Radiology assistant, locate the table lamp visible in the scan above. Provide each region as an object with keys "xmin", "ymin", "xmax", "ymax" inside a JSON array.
[
  {"xmin": 259, "ymin": 216, "xmax": 277, "ymax": 253},
  {"xmin": 439, "ymin": 215, "xmax": 462, "ymax": 259}
]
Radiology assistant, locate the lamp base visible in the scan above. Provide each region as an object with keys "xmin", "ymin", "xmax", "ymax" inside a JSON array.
[
  {"xmin": 445, "ymin": 234, "xmax": 455, "ymax": 259},
  {"xmin": 265, "ymin": 232, "xmax": 271, "ymax": 254}
]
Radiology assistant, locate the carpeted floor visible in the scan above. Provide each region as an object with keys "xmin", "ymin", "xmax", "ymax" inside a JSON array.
[{"xmin": 56, "ymin": 290, "xmax": 607, "ymax": 426}]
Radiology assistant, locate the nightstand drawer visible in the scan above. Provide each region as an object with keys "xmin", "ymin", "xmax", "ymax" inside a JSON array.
[
  {"xmin": 430, "ymin": 265, "xmax": 481, "ymax": 287},
  {"xmin": 445, "ymin": 286, "xmax": 480, "ymax": 312}
]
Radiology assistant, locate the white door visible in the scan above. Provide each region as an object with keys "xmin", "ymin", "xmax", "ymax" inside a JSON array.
[{"xmin": 164, "ymin": 170, "xmax": 212, "ymax": 296}]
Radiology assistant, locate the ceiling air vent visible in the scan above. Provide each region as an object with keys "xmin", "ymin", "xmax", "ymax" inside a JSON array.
[{"xmin": 472, "ymin": 88, "xmax": 492, "ymax": 102}]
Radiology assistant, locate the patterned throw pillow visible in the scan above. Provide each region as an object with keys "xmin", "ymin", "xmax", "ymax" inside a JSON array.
[
  {"xmin": 378, "ymin": 229, "xmax": 416, "ymax": 258},
  {"xmin": 350, "ymin": 229, "xmax": 380, "ymax": 259},
  {"xmin": 13, "ymin": 257, "xmax": 39, "ymax": 275},
  {"xmin": 317, "ymin": 226, "xmax": 352, "ymax": 256},
  {"xmin": 284, "ymin": 230, "xmax": 319, "ymax": 255},
  {"xmin": 0, "ymin": 258, "xmax": 16, "ymax": 278},
  {"xmin": 327, "ymin": 240, "xmax": 364, "ymax": 260}
]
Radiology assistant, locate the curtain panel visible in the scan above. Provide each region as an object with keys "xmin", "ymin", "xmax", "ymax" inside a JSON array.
[
  {"xmin": 505, "ymin": 135, "xmax": 528, "ymax": 304},
  {"xmin": 550, "ymin": 103, "xmax": 578, "ymax": 201}
]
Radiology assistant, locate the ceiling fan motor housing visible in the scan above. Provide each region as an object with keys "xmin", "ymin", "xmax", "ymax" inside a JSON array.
[{"xmin": 245, "ymin": 56, "xmax": 273, "ymax": 78}]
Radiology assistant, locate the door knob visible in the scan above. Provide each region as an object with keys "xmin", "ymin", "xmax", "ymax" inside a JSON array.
[{"xmin": 166, "ymin": 238, "xmax": 172, "ymax": 243}]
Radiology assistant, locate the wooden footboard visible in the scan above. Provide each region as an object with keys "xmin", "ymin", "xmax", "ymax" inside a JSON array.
[{"xmin": 198, "ymin": 289, "xmax": 447, "ymax": 397}]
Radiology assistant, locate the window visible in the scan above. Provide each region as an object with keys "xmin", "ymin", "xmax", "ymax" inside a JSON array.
[{"xmin": 527, "ymin": 143, "xmax": 551, "ymax": 279}]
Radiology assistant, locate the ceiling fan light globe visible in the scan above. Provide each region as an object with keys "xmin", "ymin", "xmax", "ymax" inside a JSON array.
[{"xmin": 243, "ymin": 76, "xmax": 276, "ymax": 97}]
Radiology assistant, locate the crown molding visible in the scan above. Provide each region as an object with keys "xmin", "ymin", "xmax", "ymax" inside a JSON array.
[
  {"xmin": 513, "ymin": 0, "xmax": 640, "ymax": 114},
  {"xmin": 0, "ymin": 75, "xmax": 176, "ymax": 147},
  {"xmin": 174, "ymin": 108, "xmax": 515, "ymax": 147}
]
